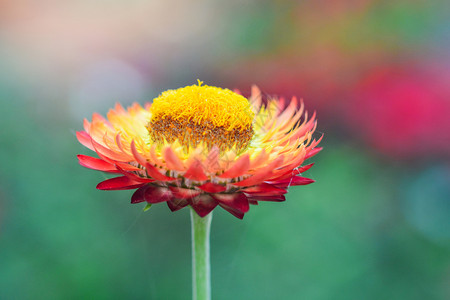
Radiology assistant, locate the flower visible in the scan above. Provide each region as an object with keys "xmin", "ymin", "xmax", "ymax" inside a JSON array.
[
  {"xmin": 77, "ymin": 81, "xmax": 322, "ymax": 219},
  {"xmin": 347, "ymin": 64, "xmax": 450, "ymax": 158}
]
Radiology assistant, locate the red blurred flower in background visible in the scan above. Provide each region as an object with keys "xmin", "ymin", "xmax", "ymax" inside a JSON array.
[{"xmin": 348, "ymin": 64, "xmax": 450, "ymax": 158}]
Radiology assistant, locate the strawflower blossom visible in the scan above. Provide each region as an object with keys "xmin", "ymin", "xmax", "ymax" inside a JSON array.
[{"xmin": 76, "ymin": 81, "xmax": 322, "ymax": 219}]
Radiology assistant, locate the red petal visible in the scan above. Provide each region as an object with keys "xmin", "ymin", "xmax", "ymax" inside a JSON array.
[
  {"xmin": 198, "ymin": 182, "xmax": 226, "ymax": 193},
  {"xmin": 218, "ymin": 204, "xmax": 245, "ymax": 219},
  {"xmin": 219, "ymin": 154, "xmax": 250, "ymax": 178},
  {"xmin": 269, "ymin": 162, "xmax": 313, "ymax": 182},
  {"xmin": 272, "ymin": 176, "xmax": 315, "ymax": 188},
  {"xmin": 305, "ymin": 147, "xmax": 322, "ymax": 160},
  {"xmin": 242, "ymin": 183, "xmax": 286, "ymax": 196},
  {"xmin": 212, "ymin": 193, "xmax": 249, "ymax": 214},
  {"xmin": 167, "ymin": 198, "xmax": 189, "ymax": 212},
  {"xmin": 77, "ymin": 155, "xmax": 119, "ymax": 173},
  {"xmin": 145, "ymin": 163, "xmax": 177, "ymax": 181},
  {"xmin": 131, "ymin": 185, "xmax": 148, "ymax": 203},
  {"xmin": 144, "ymin": 186, "xmax": 173, "ymax": 203},
  {"xmin": 298, "ymin": 163, "xmax": 314, "ymax": 173},
  {"xmin": 271, "ymin": 163, "xmax": 315, "ymax": 182},
  {"xmin": 184, "ymin": 160, "xmax": 208, "ymax": 181},
  {"xmin": 169, "ymin": 186, "xmax": 200, "ymax": 199},
  {"xmin": 308, "ymin": 134, "xmax": 323, "ymax": 150},
  {"xmin": 115, "ymin": 164, "xmax": 154, "ymax": 183},
  {"xmin": 96, "ymin": 176, "xmax": 144, "ymax": 190},
  {"xmin": 190, "ymin": 194, "xmax": 218, "ymax": 217},
  {"xmin": 247, "ymin": 195, "xmax": 286, "ymax": 202}
]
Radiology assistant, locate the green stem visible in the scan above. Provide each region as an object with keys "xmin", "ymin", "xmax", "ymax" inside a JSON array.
[{"xmin": 190, "ymin": 209, "xmax": 212, "ymax": 300}]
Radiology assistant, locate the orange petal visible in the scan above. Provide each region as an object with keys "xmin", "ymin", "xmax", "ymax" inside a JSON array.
[
  {"xmin": 83, "ymin": 118, "xmax": 91, "ymax": 133},
  {"xmin": 91, "ymin": 138, "xmax": 130, "ymax": 162},
  {"xmin": 149, "ymin": 145, "xmax": 164, "ymax": 166},
  {"xmin": 249, "ymin": 150, "xmax": 268, "ymax": 169},
  {"xmin": 90, "ymin": 139, "xmax": 137, "ymax": 172},
  {"xmin": 130, "ymin": 140, "xmax": 148, "ymax": 166},
  {"xmin": 92, "ymin": 112, "xmax": 114, "ymax": 129},
  {"xmin": 114, "ymin": 102, "xmax": 126, "ymax": 114},
  {"xmin": 250, "ymin": 85, "xmax": 262, "ymax": 111},
  {"xmin": 219, "ymin": 154, "xmax": 250, "ymax": 178},
  {"xmin": 232, "ymin": 168, "xmax": 273, "ymax": 187},
  {"xmin": 76, "ymin": 131, "xmax": 94, "ymax": 151},
  {"xmin": 164, "ymin": 147, "xmax": 185, "ymax": 171},
  {"xmin": 287, "ymin": 112, "xmax": 316, "ymax": 143},
  {"xmin": 115, "ymin": 133, "xmax": 126, "ymax": 153},
  {"xmin": 204, "ymin": 146, "xmax": 220, "ymax": 173},
  {"xmin": 233, "ymin": 156, "xmax": 284, "ymax": 187}
]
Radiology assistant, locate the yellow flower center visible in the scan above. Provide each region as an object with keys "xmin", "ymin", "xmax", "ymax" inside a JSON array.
[{"xmin": 148, "ymin": 81, "xmax": 254, "ymax": 152}]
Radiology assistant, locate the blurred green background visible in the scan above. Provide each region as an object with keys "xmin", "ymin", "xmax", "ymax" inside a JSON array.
[{"xmin": 1, "ymin": 0, "xmax": 449, "ymax": 299}]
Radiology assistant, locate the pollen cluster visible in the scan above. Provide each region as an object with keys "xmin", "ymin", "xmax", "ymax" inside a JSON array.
[{"xmin": 147, "ymin": 81, "xmax": 254, "ymax": 152}]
